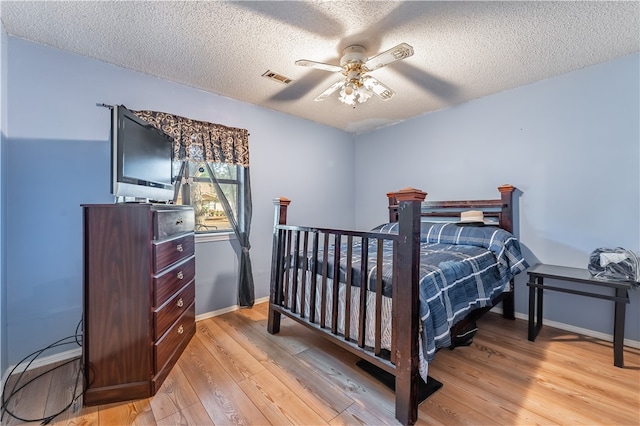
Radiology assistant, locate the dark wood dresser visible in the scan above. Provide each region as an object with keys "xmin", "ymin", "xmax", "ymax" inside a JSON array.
[{"xmin": 82, "ymin": 203, "xmax": 196, "ymax": 405}]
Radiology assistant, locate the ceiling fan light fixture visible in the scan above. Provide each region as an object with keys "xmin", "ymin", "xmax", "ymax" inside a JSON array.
[
  {"xmin": 338, "ymin": 81, "xmax": 372, "ymax": 106},
  {"xmin": 339, "ymin": 82, "xmax": 357, "ymax": 105},
  {"xmin": 357, "ymin": 85, "xmax": 373, "ymax": 103}
]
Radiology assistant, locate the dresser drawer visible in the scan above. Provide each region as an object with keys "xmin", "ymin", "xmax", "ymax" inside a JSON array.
[
  {"xmin": 154, "ymin": 208, "xmax": 195, "ymax": 240},
  {"xmin": 154, "ymin": 280, "xmax": 195, "ymax": 340},
  {"xmin": 153, "ymin": 233, "xmax": 194, "ymax": 273},
  {"xmin": 153, "ymin": 256, "xmax": 195, "ymax": 307},
  {"xmin": 154, "ymin": 302, "xmax": 195, "ymax": 372}
]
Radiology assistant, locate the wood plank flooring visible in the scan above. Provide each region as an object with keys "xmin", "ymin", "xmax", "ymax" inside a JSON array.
[{"xmin": 2, "ymin": 302, "xmax": 639, "ymax": 425}]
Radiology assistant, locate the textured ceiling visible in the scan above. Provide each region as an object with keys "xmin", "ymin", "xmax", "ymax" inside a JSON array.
[{"xmin": 1, "ymin": 1, "xmax": 639, "ymax": 134}]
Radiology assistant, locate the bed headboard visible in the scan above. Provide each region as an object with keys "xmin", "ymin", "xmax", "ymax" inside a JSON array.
[{"xmin": 387, "ymin": 184, "xmax": 515, "ymax": 233}]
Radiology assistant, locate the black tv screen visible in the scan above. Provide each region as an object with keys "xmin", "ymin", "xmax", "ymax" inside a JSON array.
[{"xmin": 111, "ymin": 105, "xmax": 174, "ymax": 202}]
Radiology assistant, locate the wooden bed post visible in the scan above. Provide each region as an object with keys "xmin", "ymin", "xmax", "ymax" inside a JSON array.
[
  {"xmin": 268, "ymin": 197, "xmax": 290, "ymax": 335},
  {"xmin": 498, "ymin": 184, "xmax": 516, "ymax": 320},
  {"xmin": 393, "ymin": 187, "xmax": 427, "ymax": 426},
  {"xmin": 387, "ymin": 192, "xmax": 399, "ymax": 222},
  {"xmin": 498, "ymin": 184, "xmax": 515, "ymax": 233}
]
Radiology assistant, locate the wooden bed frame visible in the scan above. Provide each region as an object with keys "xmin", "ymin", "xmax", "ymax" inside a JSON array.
[{"xmin": 267, "ymin": 185, "xmax": 516, "ymax": 425}]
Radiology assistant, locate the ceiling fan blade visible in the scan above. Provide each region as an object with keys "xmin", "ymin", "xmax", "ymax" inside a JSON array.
[
  {"xmin": 362, "ymin": 76, "xmax": 395, "ymax": 100},
  {"xmin": 364, "ymin": 42, "xmax": 414, "ymax": 71},
  {"xmin": 314, "ymin": 80, "xmax": 345, "ymax": 102},
  {"xmin": 295, "ymin": 59, "xmax": 342, "ymax": 73},
  {"xmin": 267, "ymin": 72, "xmax": 332, "ymax": 102},
  {"xmin": 232, "ymin": 2, "xmax": 344, "ymax": 38},
  {"xmin": 393, "ymin": 62, "xmax": 460, "ymax": 102}
]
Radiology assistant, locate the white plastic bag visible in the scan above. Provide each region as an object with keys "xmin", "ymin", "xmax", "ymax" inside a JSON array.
[{"xmin": 588, "ymin": 247, "xmax": 639, "ymax": 285}]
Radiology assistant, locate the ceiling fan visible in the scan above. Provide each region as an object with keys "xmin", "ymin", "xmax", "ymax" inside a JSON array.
[{"xmin": 295, "ymin": 43, "xmax": 414, "ymax": 107}]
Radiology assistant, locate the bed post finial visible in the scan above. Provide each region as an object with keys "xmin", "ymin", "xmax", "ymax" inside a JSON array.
[
  {"xmin": 497, "ymin": 185, "xmax": 514, "ymax": 234},
  {"xmin": 389, "ymin": 188, "xmax": 427, "ymax": 223},
  {"xmin": 394, "ymin": 187, "xmax": 427, "ymax": 202},
  {"xmin": 273, "ymin": 197, "xmax": 291, "ymax": 226},
  {"xmin": 498, "ymin": 184, "xmax": 515, "ymax": 194}
]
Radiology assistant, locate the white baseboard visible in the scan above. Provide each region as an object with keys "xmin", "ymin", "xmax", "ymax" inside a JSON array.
[
  {"xmin": 515, "ymin": 311, "xmax": 640, "ymax": 349},
  {"xmin": 195, "ymin": 296, "xmax": 270, "ymax": 322},
  {"xmin": 4, "ymin": 347, "xmax": 82, "ymax": 379},
  {"xmin": 492, "ymin": 306, "xmax": 640, "ymax": 349}
]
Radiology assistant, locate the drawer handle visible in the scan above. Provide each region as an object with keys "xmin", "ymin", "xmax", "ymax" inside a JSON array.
[
  {"xmin": 176, "ymin": 244, "xmax": 183, "ymax": 252},
  {"xmin": 177, "ymin": 297, "xmax": 184, "ymax": 308},
  {"xmin": 177, "ymin": 271, "xmax": 184, "ymax": 280},
  {"xmin": 176, "ymin": 218, "xmax": 183, "ymax": 225},
  {"xmin": 177, "ymin": 325, "xmax": 184, "ymax": 335}
]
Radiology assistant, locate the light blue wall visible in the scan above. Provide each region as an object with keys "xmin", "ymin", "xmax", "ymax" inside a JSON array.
[
  {"xmin": 3, "ymin": 33, "xmax": 638, "ymax": 369},
  {"xmin": 0, "ymin": 20, "xmax": 8, "ymax": 377},
  {"xmin": 355, "ymin": 52, "xmax": 640, "ymax": 342},
  {"xmin": 4, "ymin": 37, "xmax": 354, "ymax": 366}
]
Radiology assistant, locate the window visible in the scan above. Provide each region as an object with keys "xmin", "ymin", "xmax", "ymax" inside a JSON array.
[{"xmin": 174, "ymin": 160, "xmax": 241, "ymax": 233}]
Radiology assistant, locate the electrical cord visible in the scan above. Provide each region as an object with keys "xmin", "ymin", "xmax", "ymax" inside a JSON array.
[{"xmin": 1, "ymin": 319, "xmax": 84, "ymax": 425}]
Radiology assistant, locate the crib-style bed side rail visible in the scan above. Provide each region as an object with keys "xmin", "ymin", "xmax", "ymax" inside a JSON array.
[
  {"xmin": 269, "ymin": 224, "xmax": 397, "ymax": 337},
  {"xmin": 268, "ymin": 189, "xmax": 426, "ymax": 425},
  {"xmin": 268, "ymin": 218, "xmax": 402, "ymax": 346}
]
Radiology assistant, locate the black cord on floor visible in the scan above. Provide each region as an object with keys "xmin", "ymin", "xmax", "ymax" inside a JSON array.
[{"xmin": 1, "ymin": 319, "xmax": 84, "ymax": 424}]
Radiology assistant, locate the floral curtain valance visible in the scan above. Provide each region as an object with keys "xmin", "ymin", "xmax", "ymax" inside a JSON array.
[
  {"xmin": 131, "ymin": 109, "xmax": 250, "ymax": 167},
  {"xmin": 128, "ymin": 106, "xmax": 255, "ymax": 307}
]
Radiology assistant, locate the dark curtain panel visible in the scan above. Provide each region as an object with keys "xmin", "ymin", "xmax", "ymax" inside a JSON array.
[
  {"xmin": 205, "ymin": 164, "xmax": 254, "ymax": 307},
  {"xmin": 130, "ymin": 106, "xmax": 254, "ymax": 307}
]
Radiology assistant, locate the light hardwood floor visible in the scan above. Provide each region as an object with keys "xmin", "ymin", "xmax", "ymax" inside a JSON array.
[{"xmin": 3, "ymin": 302, "xmax": 639, "ymax": 425}]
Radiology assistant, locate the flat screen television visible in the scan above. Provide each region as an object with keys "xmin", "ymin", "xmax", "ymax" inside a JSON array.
[{"xmin": 111, "ymin": 105, "xmax": 175, "ymax": 202}]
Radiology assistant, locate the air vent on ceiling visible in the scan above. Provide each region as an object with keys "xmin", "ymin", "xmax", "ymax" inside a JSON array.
[{"xmin": 262, "ymin": 70, "xmax": 293, "ymax": 84}]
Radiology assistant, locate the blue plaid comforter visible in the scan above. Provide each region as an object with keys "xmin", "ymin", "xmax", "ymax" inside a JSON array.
[{"xmin": 302, "ymin": 222, "xmax": 529, "ymax": 363}]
